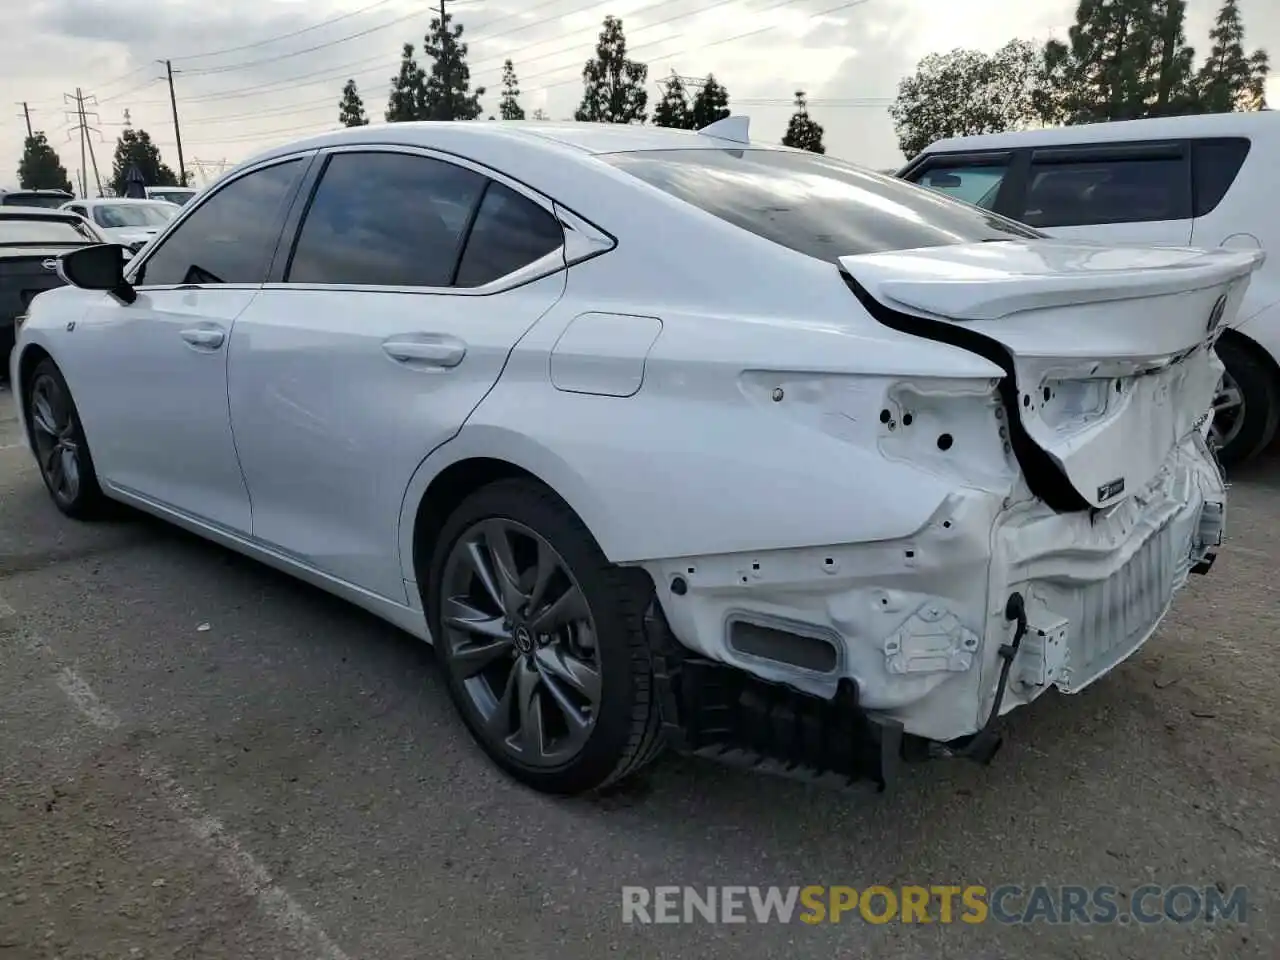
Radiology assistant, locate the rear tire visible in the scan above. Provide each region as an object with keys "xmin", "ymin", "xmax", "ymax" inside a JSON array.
[
  {"xmin": 25, "ymin": 358, "xmax": 110, "ymax": 520},
  {"xmin": 1212, "ymin": 336, "xmax": 1279, "ymax": 466},
  {"xmin": 426, "ymin": 479, "xmax": 664, "ymax": 796}
]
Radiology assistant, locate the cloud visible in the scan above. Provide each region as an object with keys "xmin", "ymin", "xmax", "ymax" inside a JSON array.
[{"xmin": 3, "ymin": 0, "xmax": 1277, "ymax": 188}]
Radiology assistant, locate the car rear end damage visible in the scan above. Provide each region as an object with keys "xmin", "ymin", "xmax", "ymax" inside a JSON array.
[{"xmin": 635, "ymin": 241, "xmax": 1256, "ymax": 790}]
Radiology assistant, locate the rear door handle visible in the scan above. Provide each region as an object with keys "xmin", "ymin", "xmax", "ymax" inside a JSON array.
[
  {"xmin": 179, "ymin": 327, "xmax": 225, "ymax": 349},
  {"xmin": 382, "ymin": 335, "xmax": 467, "ymax": 368}
]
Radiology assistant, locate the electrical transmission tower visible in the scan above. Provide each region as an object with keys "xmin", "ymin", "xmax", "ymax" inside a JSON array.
[{"xmin": 63, "ymin": 88, "xmax": 104, "ymax": 197}]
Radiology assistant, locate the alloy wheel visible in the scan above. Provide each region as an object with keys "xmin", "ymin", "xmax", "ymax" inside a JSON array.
[
  {"xmin": 1209, "ymin": 371, "xmax": 1245, "ymax": 453},
  {"xmin": 30, "ymin": 374, "xmax": 82, "ymax": 505},
  {"xmin": 440, "ymin": 518, "xmax": 602, "ymax": 768}
]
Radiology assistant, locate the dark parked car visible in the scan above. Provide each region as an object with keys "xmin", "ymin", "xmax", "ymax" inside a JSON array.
[
  {"xmin": 0, "ymin": 189, "xmax": 76, "ymax": 210},
  {"xmin": 1, "ymin": 208, "xmax": 108, "ymax": 382}
]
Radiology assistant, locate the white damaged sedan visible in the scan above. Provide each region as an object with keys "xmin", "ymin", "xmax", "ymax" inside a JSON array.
[{"xmin": 9, "ymin": 118, "xmax": 1262, "ymax": 795}]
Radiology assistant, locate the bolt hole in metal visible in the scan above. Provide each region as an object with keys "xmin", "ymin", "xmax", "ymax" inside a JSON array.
[
  {"xmin": 440, "ymin": 519, "xmax": 601, "ymax": 768},
  {"xmin": 937, "ymin": 433, "xmax": 954, "ymax": 451},
  {"xmin": 902, "ymin": 412, "xmax": 914, "ymax": 426},
  {"xmin": 30, "ymin": 375, "xmax": 82, "ymax": 505}
]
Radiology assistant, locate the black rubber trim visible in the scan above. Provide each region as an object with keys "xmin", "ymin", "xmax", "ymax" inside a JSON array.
[
  {"xmin": 840, "ymin": 268, "xmax": 1089, "ymax": 513},
  {"xmin": 644, "ymin": 600, "xmax": 904, "ymax": 792}
]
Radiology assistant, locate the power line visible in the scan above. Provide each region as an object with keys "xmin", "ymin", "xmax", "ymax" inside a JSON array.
[
  {"xmin": 171, "ymin": 0, "xmax": 400, "ymax": 62},
  {"xmin": 178, "ymin": 8, "xmax": 429, "ymax": 77}
]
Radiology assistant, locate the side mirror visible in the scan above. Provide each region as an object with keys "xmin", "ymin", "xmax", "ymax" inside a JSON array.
[
  {"xmin": 926, "ymin": 173, "xmax": 964, "ymax": 187},
  {"xmin": 56, "ymin": 243, "xmax": 137, "ymax": 305}
]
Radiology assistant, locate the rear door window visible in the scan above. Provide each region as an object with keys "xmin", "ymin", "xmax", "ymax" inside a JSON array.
[
  {"xmin": 1018, "ymin": 150, "xmax": 1190, "ymax": 228},
  {"xmin": 601, "ymin": 148, "xmax": 1040, "ymax": 264},
  {"xmin": 285, "ymin": 151, "xmax": 487, "ymax": 287},
  {"xmin": 1191, "ymin": 138, "xmax": 1251, "ymax": 218}
]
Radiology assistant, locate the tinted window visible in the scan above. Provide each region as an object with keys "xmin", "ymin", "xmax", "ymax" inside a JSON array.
[
  {"xmin": 137, "ymin": 159, "xmax": 303, "ymax": 286},
  {"xmin": 93, "ymin": 204, "xmax": 176, "ymax": 228},
  {"xmin": 913, "ymin": 161, "xmax": 1009, "ymax": 209},
  {"xmin": 287, "ymin": 151, "xmax": 486, "ymax": 287},
  {"xmin": 1192, "ymin": 138, "xmax": 1251, "ymax": 218},
  {"xmin": 455, "ymin": 182, "xmax": 564, "ymax": 287},
  {"xmin": 602, "ymin": 149, "xmax": 1039, "ymax": 263},
  {"xmin": 1019, "ymin": 157, "xmax": 1187, "ymax": 228},
  {"xmin": 0, "ymin": 216, "xmax": 97, "ymax": 244}
]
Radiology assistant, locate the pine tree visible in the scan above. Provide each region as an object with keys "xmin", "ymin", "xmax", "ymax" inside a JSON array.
[
  {"xmin": 1141, "ymin": 0, "xmax": 1198, "ymax": 116},
  {"xmin": 16, "ymin": 132, "xmax": 72, "ymax": 192},
  {"xmin": 498, "ymin": 59, "xmax": 525, "ymax": 120},
  {"xmin": 531, "ymin": 108, "xmax": 550, "ymax": 120},
  {"xmin": 690, "ymin": 74, "xmax": 731, "ymax": 129},
  {"xmin": 1197, "ymin": 0, "xmax": 1270, "ymax": 112},
  {"xmin": 781, "ymin": 91, "xmax": 825, "ymax": 153},
  {"xmin": 108, "ymin": 129, "xmax": 177, "ymax": 196},
  {"xmin": 339, "ymin": 79, "xmax": 370, "ymax": 127},
  {"xmin": 386, "ymin": 44, "xmax": 427, "ymax": 122},
  {"xmin": 574, "ymin": 16, "xmax": 648, "ymax": 124},
  {"xmin": 652, "ymin": 72, "xmax": 692, "ymax": 128},
  {"xmin": 1041, "ymin": 0, "xmax": 1178, "ymax": 124},
  {"xmin": 422, "ymin": 10, "xmax": 484, "ymax": 120}
]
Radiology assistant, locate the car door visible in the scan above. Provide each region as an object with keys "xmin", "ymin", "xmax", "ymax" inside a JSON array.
[
  {"xmin": 60, "ymin": 155, "xmax": 311, "ymax": 534},
  {"xmin": 226, "ymin": 147, "xmax": 569, "ymax": 601},
  {"xmin": 1005, "ymin": 141, "xmax": 1194, "ymax": 246}
]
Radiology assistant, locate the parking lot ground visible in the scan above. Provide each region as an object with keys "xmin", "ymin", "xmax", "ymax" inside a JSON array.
[{"xmin": 1, "ymin": 388, "xmax": 1278, "ymax": 959}]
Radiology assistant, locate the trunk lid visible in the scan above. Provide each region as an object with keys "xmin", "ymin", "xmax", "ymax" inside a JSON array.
[{"xmin": 840, "ymin": 240, "xmax": 1266, "ymax": 509}]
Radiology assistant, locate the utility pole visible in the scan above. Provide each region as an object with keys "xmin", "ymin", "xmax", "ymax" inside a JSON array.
[
  {"xmin": 17, "ymin": 102, "xmax": 32, "ymax": 138},
  {"xmin": 439, "ymin": 0, "xmax": 452, "ymax": 121},
  {"xmin": 63, "ymin": 89, "xmax": 104, "ymax": 197},
  {"xmin": 161, "ymin": 59, "xmax": 187, "ymax": 187}
]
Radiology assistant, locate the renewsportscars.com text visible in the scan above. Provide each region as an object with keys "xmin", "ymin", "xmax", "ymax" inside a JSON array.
[{"xmin": 621, "ymin": 884, "xmax": 1249, "ymax": 925}]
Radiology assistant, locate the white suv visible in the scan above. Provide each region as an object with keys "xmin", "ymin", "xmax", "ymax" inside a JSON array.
[{"xmin": 898, "ymin": 111, "xmax": 1279, "ymax": 464}]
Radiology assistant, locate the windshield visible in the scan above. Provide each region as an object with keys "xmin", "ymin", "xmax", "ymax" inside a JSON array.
[
  {"xmin": 2, "ymin": 193, "xmax": 73, "ymax": 209},
  {"xmin": 0, "ymin": 216, "xmax": 98, "ymax": 244},
  {"xmin": 600, "ymin": 148, "xmax": 1042, "ymax": 263},
  {"xmin": 93, "ymin": 203, "xmax": 176, "ymax": 228}
]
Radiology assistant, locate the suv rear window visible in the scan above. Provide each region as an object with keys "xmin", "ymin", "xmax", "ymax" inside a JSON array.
[
  {"xmin": 1192, "ymin": 138, "xmax": 1250, "ymax": 218},
  {"xmin": 600, "ymin": 148, "xmax": 1040, "ymax": 263}
]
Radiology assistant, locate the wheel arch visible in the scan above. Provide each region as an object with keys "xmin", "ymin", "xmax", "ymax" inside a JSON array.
[
  {"xmin": 1219, "ymin": 325, "xmax": 1280, "ymax": 388},
  {"xmin": 14, "ymin": 342, "xmax": 54, "ymax": 444},
  {"xmin": 399, "ymin": 426, "xmax": 616, "ymax": 603}
]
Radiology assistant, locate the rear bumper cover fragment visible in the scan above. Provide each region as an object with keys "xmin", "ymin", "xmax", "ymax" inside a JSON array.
[{"xmin": 645, "ymin": 599, "xmax": 907, "ymax": 791}]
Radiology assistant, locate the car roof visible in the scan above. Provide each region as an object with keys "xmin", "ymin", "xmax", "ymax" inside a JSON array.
[
  {"xmin": 243, "ymin": 119, "xmax": 785, "ymax": 169},
  {"xmin": 921, "ymin": 110, "xmax": 1278, "ymax": 154}
]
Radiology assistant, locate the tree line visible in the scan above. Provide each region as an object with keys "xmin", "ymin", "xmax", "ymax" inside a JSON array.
[
  {"xmin": 335, "ymin": 13, "xmax": 828, "ymax": 152},
  {"xmin": 890, "ymin": 0, "xmax": 1271, "ymax": 159},
  {"xmin": 17, "ymin": 126, "xmax": 184, "ymax": 196}
]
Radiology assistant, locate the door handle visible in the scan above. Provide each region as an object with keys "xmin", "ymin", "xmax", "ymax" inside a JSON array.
[
  {"xmin": 382, "ymin": 335, "xmax": 467, "ymax": 368},
  {"xmin": 179, "ymin": 327, "xmax": 225, "ymax": 349}
]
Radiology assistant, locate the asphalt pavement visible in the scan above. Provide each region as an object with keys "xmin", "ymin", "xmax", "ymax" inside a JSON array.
[{"xmin": 1, "ymin": 386, "xmax": 1277, "ymax": 959}]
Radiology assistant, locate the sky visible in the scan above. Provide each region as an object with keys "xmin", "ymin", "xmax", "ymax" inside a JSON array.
[{"xmin": 2, "ymin": 0, "xmax": 1278, "ymax": 190}]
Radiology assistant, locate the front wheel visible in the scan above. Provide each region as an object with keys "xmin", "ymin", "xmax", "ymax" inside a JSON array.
[
  {"xmin": 426, "ymin": 479, "xmax": 664, "ymax": 795},
  {"xmin": 26, "ymin": 359, "xmax": 109, "ymax": 520},
  {"xmin": 1211, "ymin": 336, "xmax": 1279, "ymax": 465}
]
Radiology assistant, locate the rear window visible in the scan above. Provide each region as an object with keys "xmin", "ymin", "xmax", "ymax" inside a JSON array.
[
  {"xmin": 0, "ymin": 216, "xmax": 98, "ymax": 244},
  {"xmin": 600, "ymin": 148, "xmax": 1040, "ymax": 262},
  {"xmin": 1192, "ymin": 138, "xmax": 1250, "ymax": 218}
]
